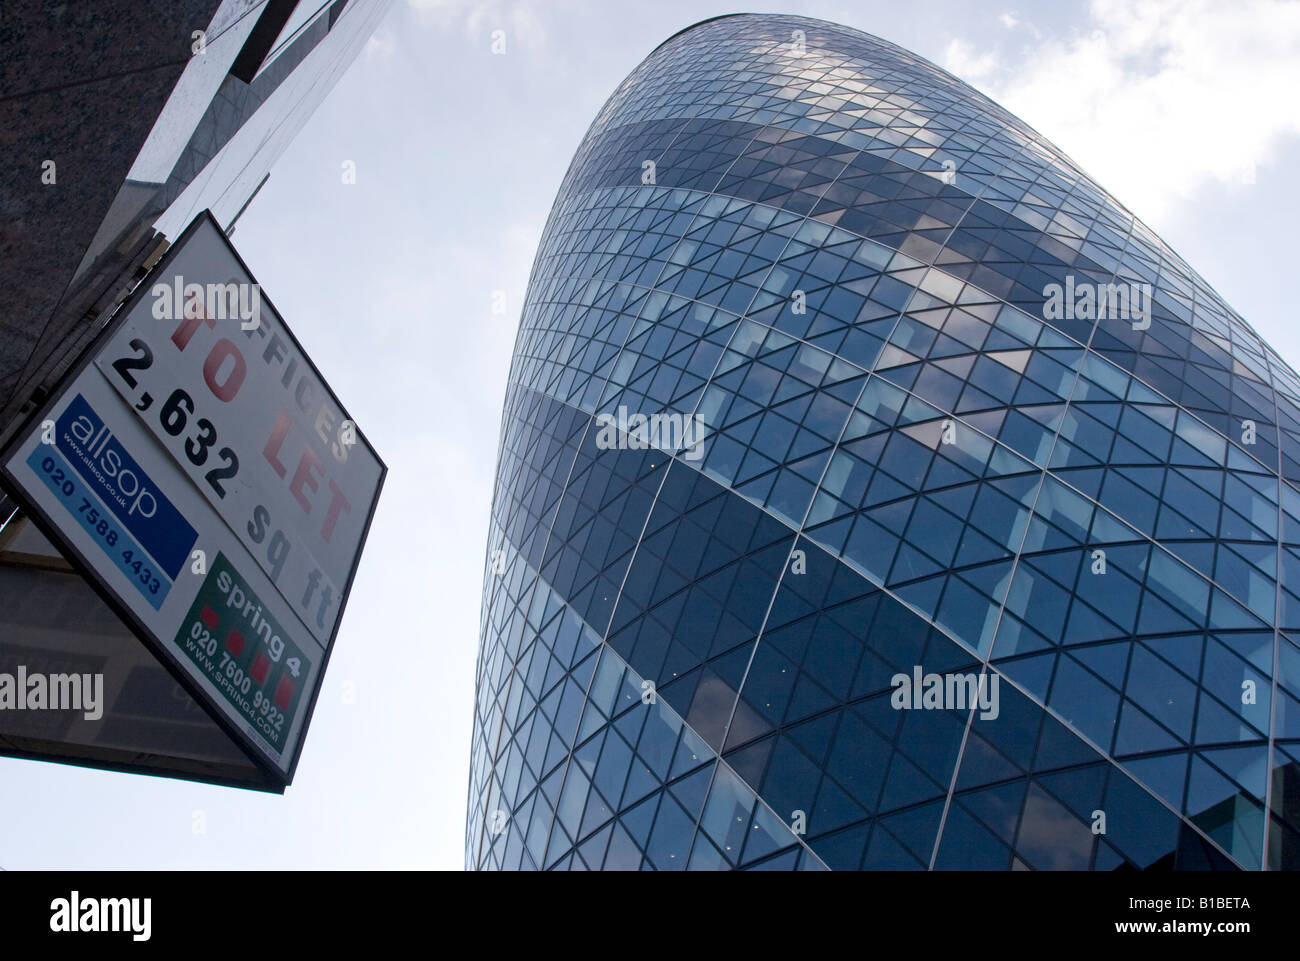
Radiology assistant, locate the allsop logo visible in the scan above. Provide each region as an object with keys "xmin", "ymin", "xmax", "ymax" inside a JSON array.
[
  {"xmin": 57, "ymin": 394, "xmax": 197, "ymax": 579},
  {"xmin": 152, "ymin": 274, "xmax": 260, "ymax": 331},
  {"xmin": 594, "ymin": 406, "xmax": 704, "ymax": 461},
  {"xmin": 890, "ymin": 667, "xmax": 999, "ymax": 720},
  {"xmin": 50, "ymin": 892, "xmax": 151, "ymax": 941},
  {"xmin": 0, "ymin": 667, "xmax": 102, "ymax": 720}
]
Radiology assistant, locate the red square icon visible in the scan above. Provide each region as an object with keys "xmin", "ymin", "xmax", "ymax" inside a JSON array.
[
  {"xmin": 250, "ymin": 652, "xmax": 270, "ymax": 685},
  {"xmin": 274, "ymin": 675, "xmax": 295, "ymax": 711},
  {"xmin": 225, "ymin": 629, "xmax": 246, "ymax": 658},
  {"xmin": 200, "ymin": 605, "xmax": 219, "ymax": 630}
]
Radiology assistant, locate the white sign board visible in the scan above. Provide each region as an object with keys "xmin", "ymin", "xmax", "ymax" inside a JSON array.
[{"xmin": 1, "ymin": 211, "xmax": 384, "ymax": 782}]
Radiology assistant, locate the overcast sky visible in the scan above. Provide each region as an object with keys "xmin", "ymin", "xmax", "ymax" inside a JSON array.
[{"xmin": 2, "ymin": 0, "xmax": 1299, "ymax": 869}]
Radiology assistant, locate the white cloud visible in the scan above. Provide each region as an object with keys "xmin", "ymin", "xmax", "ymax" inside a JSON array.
[
  {"xmin": 938, "ymin": 0, "xmax": 1300, "ymax": 224},
  {"xmin": 407, "ymin": 0, "xmax": 552, "ymax": 52},
  {"xmin": 943, "ymin": 37, "xmax": 1001, "ymax": 83}
]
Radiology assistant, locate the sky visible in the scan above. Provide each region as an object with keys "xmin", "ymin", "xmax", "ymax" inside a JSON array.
[{"xmin": 2, "ymin": 0, "xmax": 1299, "ymax": 870}]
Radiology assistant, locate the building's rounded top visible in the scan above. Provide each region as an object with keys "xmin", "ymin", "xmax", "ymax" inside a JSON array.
[
  {"xmin": 648, "ymin": 12, "xmax": 877, "ymax": 55},
  {"xmin": 648, "ymin": 13, "xmax": 750, "ymax": 54}
]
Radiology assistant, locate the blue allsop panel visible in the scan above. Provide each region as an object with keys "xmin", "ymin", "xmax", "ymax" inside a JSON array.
[
  {"xmin": 56, "ymin": 393, "xmax": 197, "ymax": 580},
  {"xmin": 468, "ymin": 14, "xmax": 1300, "ymax": 870},
  {"xmin": 25, "ymin": 446, "xmax": 173, "ymax": 610}
]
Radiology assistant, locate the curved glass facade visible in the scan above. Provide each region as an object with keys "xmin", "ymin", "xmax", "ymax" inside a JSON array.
[{"xmin": 468, "ymin": 13, "xmax": 1300, "ymax": 870}]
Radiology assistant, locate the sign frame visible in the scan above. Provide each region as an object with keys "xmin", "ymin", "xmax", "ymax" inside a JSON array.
[{"xmin": 0, "ymin": 210, "xmax": 386, "ymax": 790}]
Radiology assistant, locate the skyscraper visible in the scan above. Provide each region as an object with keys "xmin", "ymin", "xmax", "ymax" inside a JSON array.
[{"xmin": 469, "ymin": 13, "xmax": 1298, "ymax": 870}]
